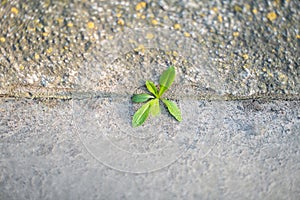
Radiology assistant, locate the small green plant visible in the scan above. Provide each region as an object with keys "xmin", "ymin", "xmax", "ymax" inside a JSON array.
[{"xmin": 132, "ymin": 66, "xmax": 182, "ymax": 127}]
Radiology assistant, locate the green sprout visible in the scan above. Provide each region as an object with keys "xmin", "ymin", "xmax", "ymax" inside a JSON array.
[{"xmin": 132, "ymin": 66, "xmax": 182, "ymax": 127}]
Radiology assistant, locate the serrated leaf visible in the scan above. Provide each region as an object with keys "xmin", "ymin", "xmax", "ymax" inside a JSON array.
[
  {"xmin": 132, "ymin": 101, "xmax": 151, "ymax": 127},
  {"xmin": 162, "ymin": 98, "xmax": 182, "ymax": 121},
  {"xmin": 146, "ymin": 80, "xmax": 158, "ymax": 97},
  {"xmin": 150, "ymin": 98, "xmax": 160, "ymax": 116},
  {"xmin": 158, "ymin": 66, "xmax": 175, "ymax": 96},
  {"xmin": 132, "ymin": 93, "xmax": 154, "ymax": 103}
]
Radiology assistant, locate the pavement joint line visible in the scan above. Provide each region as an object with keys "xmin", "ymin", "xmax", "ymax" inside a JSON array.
[
  {"xmin": 1, "ymin": 85, "xmax": 299, "ymax": 101},
  {"xmin": 1, "ymin": 91, "xmax": 299, "ymax": 101}
]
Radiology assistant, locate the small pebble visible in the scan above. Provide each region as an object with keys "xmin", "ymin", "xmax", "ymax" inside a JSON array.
[
  {"xmin": 151, "ymin": 19, "xmax": 158, "ymax": 25},
  {"xmin": 87, "ymin": 21, "xmax": 95, "ymax": 29},
  {"xmin": 267, "ymin": 12, "xmax": 277, "ymax": 21},
  {"xmin": 135, "ymin": 2, "xmax": 146, "ymax": 11},
  {"xmin": 174, "ymin": 23, "xmax": 181, "ymax": 30},
  {"xmin": 11, "ymin": 7, "xmax": 19, "ymax": 14},
  {"xmin": 117, "ymin": 19, "xmax": 125, "ymax": 26},
  {"xmin": 0, "ymin": 37, "xmax": 5, "ymax": 43}
]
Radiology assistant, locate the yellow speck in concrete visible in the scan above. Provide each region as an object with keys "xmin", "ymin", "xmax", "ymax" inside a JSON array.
[
  {"xmin": 117, "ymin": 19, "xmax": 125, "ymax": 26},
  {"xmin": 267, "ymin": 12, "xmax": 277, "ymax": 21},
  {"xmin": 34, "ymin": 54, "xmax": 40, "ymax": 60},
  {"xmin": 233, "ymin": 32, "xmax": 239, "ymax": 37},
  {"xmin": 184, "ymin": 32, "xmax": 191, "ymax": 37},
  {"xmin": 245, "ymin": 4, "xmax": 251, "ymax": 11},
  {"xmin": 262, "ymin": 67, "xmax": 267, "ymax": 72},
  {"xmin": 278, "ymin": 73, "xmax": 285, "ymax": 79},
  {"xmin": 135, "ymin": 2, "xmax": 146, "ymax": 11},
  {"xmin": 108, "ymin": 35, "xmax": 114, "ymax": 40},
  {"xmin": 267, "ymin": 71, "xmax": 274, "ymax": 77},
  {"xmin": 296, "ymin": 35, "xmax": 300, "ymax": 39},
  {"xmin": 212, "ymin": 7, "xmax": 218, "ymax": 13},
  {"xmin": 46, "ymin": 47, "xmax": 53, "ymax": 54},
  {"xmin": 27, "ymin": 27, "xmax": 35, "ymax": 32},
  {"xmin": 37, "ymin": 23, "xmax": 43, "ymax": 28},
  {"xmin": 149, "ymin": 14, "xmax": 154, "ymax": 18},
  {"xmin": 164, "ymin": 15, "xmax": 169, "ymax": 20},
  {"xmin": 146, "ymin": 33, "xmax": 154, "ymax": 40},
  {"xmin": 42, "ymin": 32, "xmax": 49, "ymax": 37},
  {"xmin": 11, "ymin": 7, "xmax": 19, "ymax": 14},
  {"xmin": 128, "ymin": 39, "xmax": 135, "ymax": 43},
  {"xmin": 116, "ymin": 13, "xmax": 122, "ymax": 18},
  {"xmin": 136, "ymin": 13, "xmax": 142, "ymax": 18},
  {"xmin": 218, "ymin": 15, "xmax": 223, "ymax": 23},
  {"xmin": 172, "ymin": 51, "xmax": 178, "ymax": 57},
  {"xmin": 19, "ymin": 65, "xmax": 25, "ymax": 70},
  {"xmin": 242, "ymin": 65, "xmax": 249, "ymax": 69},
  {"xmin": 57, "ymin": 18, "xmax": 63, "ymax": 24},
  {"xmin": 67, "ymin": 22, "xmax": 73, "ymax": 27},
  {"xmin": 278, "ymin": 72, "xmax": 287, "ymax": 84},
  {"xmin": 252, "ymin": 9, "xmax": 258, "ymax": 14},
  {"xmin": 134, "ymin": 44, "xmax": 145, "ymax": 53},
  {"xmin": 234, "ymin": 5, "xmax": 243, "ymax": 12},
  {"xmin": 0, "ymin": 37, "xmax": 5, "ymax": 43},
  {"xmin": 174, "ymin": 23, "xmax": 181, "ymax": 30},
  {"xmin": 242, "ymin": 54, "xmax": 249, "ymax": 60},
  {"xmin": 151, "ymin": 19, "xmax": 158, "ymax": 25},
  {"xmin": 141, "ymin": 15, "xmax": 146, "ymax": 19},
  {"xmin": 87, "ymin": 21, "xmax": 95, "ymax": 29},
  {"xmin": 273, "ymin": 0, "xmax": 281, "ymax": 5}
]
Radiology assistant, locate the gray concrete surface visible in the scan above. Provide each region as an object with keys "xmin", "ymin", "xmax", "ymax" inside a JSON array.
[
  {"xmin": 1, "ymin": 99, "xmax": 299, "ymax": 199},
  {"xmin": 1, "ymin": 0, "xmax": 299, "ymax": 199}
]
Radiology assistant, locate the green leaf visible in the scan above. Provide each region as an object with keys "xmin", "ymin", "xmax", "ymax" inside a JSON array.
[
  {"xmin": 132, "ymin": 93, "xmax": 154, "ymax": 103},
  {"xmin": 150, "ymin": 98, "xmax": 160, "ymax": 116},
  {"xmin": 162, "ymin": 98, "xmax": 182, "ymax": 121},
  {"xmin": 146, "ymin": 80, "xmax": 158, "ymax": 97},
  {"xmin": 132, "ymin": 102, "xmax": 151, "ymax": 127},
  {"xmin": 158, "ymin": 66, "xmax": 176, "ymax": 96}
]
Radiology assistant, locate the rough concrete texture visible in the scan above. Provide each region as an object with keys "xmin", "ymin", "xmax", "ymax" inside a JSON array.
[{"xmin": 1, "ymin": 0, "xmax": 300, "ymax": 199}]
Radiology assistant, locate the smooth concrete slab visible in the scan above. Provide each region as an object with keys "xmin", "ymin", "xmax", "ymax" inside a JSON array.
[{"xmin": 1, "ymin": 98, "xmax": 299, "ymax": 199}]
